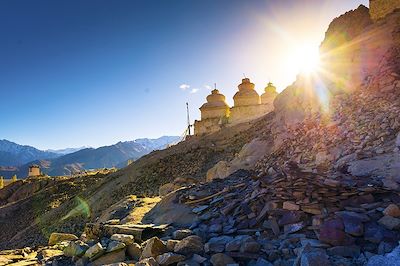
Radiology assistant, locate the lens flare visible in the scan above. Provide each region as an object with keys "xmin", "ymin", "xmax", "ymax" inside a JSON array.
[{"xmin": 62, "ymin": 196, "xmax": 91, "ymax": 220}]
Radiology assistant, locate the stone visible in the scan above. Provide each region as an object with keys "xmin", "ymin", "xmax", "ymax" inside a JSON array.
[
  {"xmin": 166, "ymin": 240, "xmax": 179, "ymax": 251},
  {"xmin": 205, "ymin": 236, "xmax": 233, "ymax": 253},
  {"xmin": 48, "ymin": 232, "xmax": 78, "ymax": 245},
  {"xmin": 278, "ymin": 211, "xmax": 302, "ymax": 226},
  {"xmin": 127, "ymin": 243, "xmax": 142, "ymax": 261},
  {"xmin": 378, "ymin": 216, "xmax": 400, "ymax": 230},
  {"xmin": 156, "ymin": 252, "xmax": 186, "ymax": 265},
  {"xmin": 225, "ymin": 235, "xmax": 253, "ymax": 252},
  {"xmin": 283, "ymin": 201, "xmax": 300, "ymax": 211},
  {"xmin": 301, "ymin": 250, "xmax": 329, "ymax": 266},
  {"xmin": 136, "ymin": 257, "xmax": 158, "ymax": 266},
  {"xmin": 174, "ymin": 235, "xmax": 204, "ymax": 255},
  {"xmin": 141, "ymin": 237, "xmax": 168, "ymax": 259},
  {"xmin": 383, "ymin": 204, "xmax": 400, "ymax": 217},
  {"xmin": 340, "ymin": 215, "xmax": 364, "ymax": 236},
  {"xmin": 254, "ymin": 258, "xmax": 273, "ymax": 266},
  {"xmin": 192, "ymin": 205, "xmax": 209, "ymax": 214},
  {"xmin": 159, "ymin": 183, "xmax": 180, "ymax": 197},
  {"xmin": 84, "ymin": 243, "xmax": 105, "ymax": 261},
  {"xmin": 210, "ymin": 253, "xmax": 236, "ymax": 266},
  {"xmin": 364, "ymin": 222, "xmax": 399, "ymax": 243},
  {"xmin": 41, "ymin": 249, "xmax": 64, "ymax": 258},
  {"xmin": 208, "ymin": 223, "xmax": 223, "ymax": 233},
  {"xmin": 63, "ymin": 240, "xmax": 89, "ymax": 257},
  {"xmin": 173, "ymin": 229, "xmax": 193, "ymax": 240},
  {"xmin": 396, "ymin": 133, "xmax": 400, "ymax": 147},
  {"xmin": 367, "ymin": 244, "xmax": 400, "ymax": 266},
  {"xmin": 107, "ymin": 240, "xmax": 126, "ymax": 252},
  {"xmin": 319, "ymin": 227, "xmax": 354, "ymax": 246},
  {"xmin": 110, "ymin": 234, "xmax": 135, "ymax": 245},
  {"xmin": 284, "ymin": 222, "xmax": 305, "ymax": 234},
  {"xmin": 192, "ymin": 254, "xmax": 207, "ymax": 264},
  {"xmin": 327, "ymin": 245, "xmax": 361, "ymax": 258},
  {"xmin": 240, "ymin": 241, "xmax": 260, "ymax": 253},
  {"xmin": 91, "ymin": 249, "xmax": 126, "ymax": 266}
]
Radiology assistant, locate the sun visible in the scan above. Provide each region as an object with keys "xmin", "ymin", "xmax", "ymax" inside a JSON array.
[{"xmin": 290, "ymin": 43, "xmax": 321, "ymax": 75}]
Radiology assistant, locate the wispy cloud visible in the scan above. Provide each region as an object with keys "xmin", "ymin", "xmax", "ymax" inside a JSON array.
[
  {"xmin": 179, "ymin": 84, "xmax": 190, "ymax": 91},
  {"xmin": 204, "ymin": 84, "xmax": 212, "ymax": 90},
  {"xmin": 190, "ymin": 88, "xmax": 199, "ymax": 94}
]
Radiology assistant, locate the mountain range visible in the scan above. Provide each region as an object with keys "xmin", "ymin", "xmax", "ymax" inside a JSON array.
[{"xmin": 0, "ymin": 136, "xmax": 180, "ymax": 178}]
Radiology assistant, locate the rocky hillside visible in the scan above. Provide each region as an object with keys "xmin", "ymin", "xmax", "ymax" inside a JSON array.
[{"xmin": 0, "ymin": 4, "xmax": 400, "ymax": 266}]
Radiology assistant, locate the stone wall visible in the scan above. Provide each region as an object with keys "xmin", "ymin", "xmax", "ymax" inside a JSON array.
[
  {"xmin": 229, "ymin": 105, "xmax": 265, "ymax": 125},
  {"xmin": 194, "ymin": 118, "xmax": 224, "ymax": 136},
  {"xmin": 370, "ymin": 0, "xmax": 400, "ymax": 21},
  {"xmin": 28, "ymin": 167, "xmax": 40, "ymax": 177}
]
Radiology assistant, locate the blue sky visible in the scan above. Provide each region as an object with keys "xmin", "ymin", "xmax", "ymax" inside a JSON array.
[{"xmin": 0, "ymin": 0, "xmax": 368, "ymax": 149}]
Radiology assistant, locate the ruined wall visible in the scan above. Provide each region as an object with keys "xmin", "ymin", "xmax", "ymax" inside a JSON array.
[
  {"xmin": 28, "ymin": 167, "xmax": 40, "ymax": 177},
  {"xmin": 194, "ymin": 118, "xmax": 224, "ymax": 136},
  {"xmin": 370, "ymin": 0, "xmax": 400, "ymax": 21},
  {"xmin": 229, "ymin": 105, "xmax": 265, "ymax": 125}
]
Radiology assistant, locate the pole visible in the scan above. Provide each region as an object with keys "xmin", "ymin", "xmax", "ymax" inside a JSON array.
[{"xmin": 186, "ymin": 102, "xmax": 191, "ymax": 135}]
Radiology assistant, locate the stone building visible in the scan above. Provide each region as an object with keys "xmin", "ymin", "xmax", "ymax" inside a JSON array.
[
  {"xmin": 369, "ymin": 0, "xmax": 400, "ymax": 22},
  {"xmin": 28, "ymin": 165, "xmax": 41, "ymax": 177},
  {"xmin": 194, "ymin": 88, "xmax": 230, "ymax": 135},
  {"xmin": 194, "ymin": 78, "xmax": 278, "ymax": 136},
  {"xmin": 261, "ymin": 82, "xmax": 279, "ymax": 113},
  {"xmin": 229, "ymin": 78, "xmax": 263, "ymax": 124}
]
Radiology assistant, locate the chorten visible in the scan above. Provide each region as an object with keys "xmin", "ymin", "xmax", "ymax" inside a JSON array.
[
  {"xmin": 229, "ymin": 78, "xmax": 263, "ymax": 124},
  {"xmin": 199, "ymin": 89, "xmax": 230, "ymax": 119},
  {"xmin": 233, "ymin": 78, "xmax": 261, "ymax": 107},
  {"xmin": 261, "ymin": 82, "xmax": 278, "ymax": 105},
  {"xmin": 194, "ymin": 88, "xmax": 230, "ymax": 136}
]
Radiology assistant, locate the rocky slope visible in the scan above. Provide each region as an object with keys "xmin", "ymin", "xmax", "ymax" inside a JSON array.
[{"xmin": 0, "ymin": 4, "xmax": 400, "ymax": 266}]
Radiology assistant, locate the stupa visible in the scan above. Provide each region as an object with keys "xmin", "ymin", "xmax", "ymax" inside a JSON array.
[
  {"xmin": 194, "ymin": 88, "xmax": 230, "ymax": 135},
  {"xmin": 229, "ymin": 78, "xmax": 263, "ymax": 124},
  {"xmin": 261, "ymin": 82, "xmax": 278, "ymax": 113}
]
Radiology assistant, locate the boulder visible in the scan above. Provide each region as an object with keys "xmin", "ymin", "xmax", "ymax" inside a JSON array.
[
  {"xmin": 367, "ymin": 243, "xmax": 400, "ymax": 266},
  {"xmin": 205, "ymin": 236, "xmax": 233, "ymax": 253},
  {"xmin": 166, "ymin": 240, "xmax": 179, "ymax": 251},
  {"xmin": 63, "ymin": 240, "xmax": 89, "ymax": 257},
  {"xmin": 84, "ymin": 243, "xmax": 105, "ymax": 260},
  {"xmin": 141, "ymin": 237, "xmax": 168, "ymax": 259},
  {"xmin": 156, "ymin": 252, "xmax": 186, "ymax": 265},
  {"xmin": 48, "ymin": 232, "xmax": 78, "ymax": 246},
  {"xmin": 127, "ymin": 243, "xmax": 142, "ymax": 260},
  {"xmin": 378, "ymin": 216, "xmax": 400, "ymax": 230},
  {"xmin": 327, "ymin": 245, "xmax": 361, "ymax": 258},
  {"xmin": 206, "ymin": 161, "xmax": 231, "ymax": 181},
  {"xmin": 301, "ymin": 250, "xmax": 329, "ymax": 266},
  {"xmin": 107, "ymin": 240, "xmax": 126, "ymax": 253},
  {"xmin": 91, "ymin": 249, "xmax": 126, "ymax": 266},
  {"xmin": 110, "ymin": 234, "xmax": 135, "ymax": 245},
  {"xmin": 283, "ymin": 201, "xmax": 300, "ymax": 211},
  {"xmin": 210, "ymin": 253, "xmax": 235, "ymax": 266},
  {"xmin": 172, "ymin": 229, "xmax": 193, "ymax": 240},
  {"xmin": 136, "ymin": 257, "xmax": 158, "ymax": 266},
  {"xmin": 159, "ymin": 183, "xmax": 180, "ymax": 197},
  {"xmin": 174, "ymin": 235, "xmax": 204, "ymax": 255},
  {"xmin": 383, "ymin": 204, "xmax": 400, "ymax": 217}
]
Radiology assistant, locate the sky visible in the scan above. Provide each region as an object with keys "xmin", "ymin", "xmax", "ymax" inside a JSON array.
[{"xmin": 0, "ymin": 0, "xmax": 368, "ymax": 150}]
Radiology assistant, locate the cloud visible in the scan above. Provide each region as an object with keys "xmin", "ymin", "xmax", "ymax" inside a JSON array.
[
  {"xmin": 204, "ymin": 84, "xmax": 212, "ymax": 90},
  {"xmin": 179, "ymin": 84, "xmax": 190, "ymax": 91},
  {"xmin": 190, "ymin": 88, "xmax": 199, "ymax": 94}
]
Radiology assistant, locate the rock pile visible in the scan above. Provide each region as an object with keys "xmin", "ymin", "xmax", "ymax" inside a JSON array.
[{"xmin": 8, "ymin": 166, "xmax": 400, "ymax": 265}]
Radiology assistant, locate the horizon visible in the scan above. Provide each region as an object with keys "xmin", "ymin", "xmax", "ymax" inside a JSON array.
[{"xmin": 1, "ymin": 0, "xmax": 368, "ymax": 150}]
